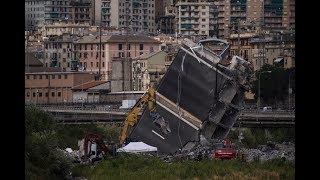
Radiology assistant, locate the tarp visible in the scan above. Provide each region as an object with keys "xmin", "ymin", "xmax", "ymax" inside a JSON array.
[
  {"xmin": 117, "ymin": 142, "xmax": 157, "ymax": 153},
  {"xmin": 274, "ymin": 57, "xmax": 284, "ymax": 63}
]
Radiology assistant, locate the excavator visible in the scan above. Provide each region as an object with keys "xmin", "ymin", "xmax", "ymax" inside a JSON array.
[
  {"xmin": 79, "ymin": 86, "xmax": 168, "ymax": 163},
  {"xmin": 119, "ymin": 85, "xmax": 171, "ymax": 146},
  {"xmin": 79, "ymin": 132, "xmax": 111, "ymax": 163}
]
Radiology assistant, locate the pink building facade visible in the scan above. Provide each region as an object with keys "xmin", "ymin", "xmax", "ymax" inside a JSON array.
[{"xmin": 75, "ymin": 35, "xmax": 161, "ymax": 80}]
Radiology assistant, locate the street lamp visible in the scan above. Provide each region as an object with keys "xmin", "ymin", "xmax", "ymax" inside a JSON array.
[{"xmin": 258, "ymin": 71, "xmax": 272, "ymax": 112}]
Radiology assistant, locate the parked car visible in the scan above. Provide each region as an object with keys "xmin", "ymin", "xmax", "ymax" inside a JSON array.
[{"xmin": 262, "ymin": 106, "xmax": 272, "ymax": 112}]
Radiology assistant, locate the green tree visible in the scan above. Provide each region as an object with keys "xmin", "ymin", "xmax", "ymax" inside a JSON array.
[
  {"xmin": 251, "ymin": 64, "xmax": 295, "ymax": 105},
  {"xmin": 25, "ymin": 106, "xmax": 72, "ymax": 179}
]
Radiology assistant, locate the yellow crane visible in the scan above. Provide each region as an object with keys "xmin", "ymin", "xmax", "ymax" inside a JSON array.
[{"xmin": 119, "ymin": 86, "xmax": 158, "ymax": 145}]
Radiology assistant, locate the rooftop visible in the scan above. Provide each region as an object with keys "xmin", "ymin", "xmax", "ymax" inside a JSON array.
[{"xmin": 72, "ymin": 81, "xmax": 108, "ymax": 90}]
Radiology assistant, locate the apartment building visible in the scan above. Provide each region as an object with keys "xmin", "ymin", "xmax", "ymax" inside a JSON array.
[
  {"xmin": 44, "ymin": 0, "xmax": 72, "ymax": 25},
  {"xmin": 132, "ymin": 50, "xmax": 168, "ymax": 91},
  {"xmin": 216, "ymin": 0, "xmax": 230, "ymax": 39},
  {"xmin": 70, "ymin": 0, "xmax": 93, "ymax": 25},
  {"xmin": 25, "ymin": 0, "xmax": 46, "ymax": 31},
  {"xmin": 176, "ymin": 0, "xmax": 210, "ymax": 36},
  {"xmin": 214, "ymin": 0, "xmax": 295, "ymax": 39},
  {"xmin": 282, "ymin": 0, "xmax": 295, "ymax": 29},
  {"xmin": 39, "ymin": 22, "xmax": 90, "ymax": 37},
  {"xmin": 74, "ymin": 34, "xmax": 161, "ymax": 80},
  {"xmin": 43, "ymin": 34, "xmax": 76, "ymax": 71}
]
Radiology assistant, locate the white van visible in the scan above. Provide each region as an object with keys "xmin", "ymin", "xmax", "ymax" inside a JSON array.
[{"xmin": 262, "ymin": 106, "xmax": 272, "ymax": 112}]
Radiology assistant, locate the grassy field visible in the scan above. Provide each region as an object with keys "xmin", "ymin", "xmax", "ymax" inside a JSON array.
[{"xmin": 72, "ymin": 154, "xmax": 294, "ymax": 180}]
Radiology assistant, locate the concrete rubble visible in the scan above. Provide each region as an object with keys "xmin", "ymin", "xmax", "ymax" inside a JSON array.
[
  {"xmin": 240, "ymin": 142, "xmax": 295, "ymax": 162},
  {"xmin": 159, "ymin": 141, "xmax": 295, "ymax": 163}
]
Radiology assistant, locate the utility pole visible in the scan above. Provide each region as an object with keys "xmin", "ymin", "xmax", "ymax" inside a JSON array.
[
  {"xmin": 258, "ymin": 71, "xmax": 271, "ymax": 112},
  {"xmin": 237, "ymin": 19, "xmax": 240, "ymax": 56},
  {"xmin": 26, "ymin": 31, "xmax": 29, "ymax": 73},
  {"xmin": 98, "ymin": 8, "xmax": 102, "ymax": 80}
]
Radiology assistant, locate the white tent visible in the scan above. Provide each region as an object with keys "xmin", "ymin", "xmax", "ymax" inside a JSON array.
[{"xmin": 117, "ymin": 142, "xmax": 157, "ymax": 153}]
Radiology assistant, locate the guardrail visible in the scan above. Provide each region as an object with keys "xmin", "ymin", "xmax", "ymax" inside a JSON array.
[{"xmin": 28, "ymin": 104, "xmax": 295, "ymax": 115}]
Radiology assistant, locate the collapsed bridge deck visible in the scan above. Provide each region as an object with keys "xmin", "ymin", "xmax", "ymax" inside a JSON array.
[{"xmin": 129, "ymin": 38, "xmax": 254, "ymax": 154}]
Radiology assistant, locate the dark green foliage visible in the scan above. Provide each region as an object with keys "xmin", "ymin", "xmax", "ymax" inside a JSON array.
[
  {"xmin": 236, "ymin": 128, "xmax": 295, "ymax": 148},
  {"xmin": 251, "ymin": 65, "xmax": 295, "ymax": 105},
  {"xmin": 25, "ymin": 106, "xmax": 72, "ymax": 180},
  {"xmin": 56, "ymin": 124, "xmax": 120, "ymax": 149}
]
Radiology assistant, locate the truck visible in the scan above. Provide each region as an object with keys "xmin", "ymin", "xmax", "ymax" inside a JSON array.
[{"xmin": 214, "ymin": 137, "xmax": 237, "ymax": 159}]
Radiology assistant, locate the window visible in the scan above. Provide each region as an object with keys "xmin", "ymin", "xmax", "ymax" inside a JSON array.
[
  {"xmin": 202, "ymin": 6, "xmax": 205, "ymax": 9},
  {"xmin": 58, "ymin": 75, "xmax": 61, "ymax": 79},
  {"xmin": 91, "ymin": 52, "xmax": 93, "ymax": 57},
  {"xmin": 127, "ymin": 44, "xmax": 131, "ymax": 50},
  {"xmin": 202, "ymin": 12, "xmax": 206, "ymax": 15},
  {"xmin": 140, "ymin": 44, "xmax": 143, "ymax": 50},
  {"xmin": 45, "ymin": 92, "xmax": 48, "ymax": 97},
  {"xmin": 202, "ymin": 19, "xmax": 205, "ymax": 22},
  {"xmin": 27, "ymin": 92, "xmax": 30, "ymax": 97},
  {"xmin": 39, "ymin": 92, "xmax": 42, "ymax": 97},
  {"xmin": 58, "ymin": 92, "xmax": 61, "ymax": 97},
  {"xmin": 67, "ymin": 62, "xmax": 70, "ymax": 67},
  {"xmin": 96, "ymin": 62, "xmax": 99, "ymax": 67},
  {"xmin": 79, "ymin": 53, "xmax": 82, "ymax": 58},
  {"xmin": 91, "ymin": 62, "xmax": 93, "ymax": 67},
  {"xmin": 80, "ymin": 45, "xmax": 82, "ymax": 50},
  {"xmin": 118, "ymin": 44, "xmax": 123, "ymax": 50},
  {"xmin": 39, "ymin": 75, "xmax": 42, "ymax": 79},
  {"xmin": 52, "ymin": 75, "xmax": 55, "ymax": 79},
  {"xmin": 51, "ymin": 92, "xmax": 55, "ymax": 97},
  {"xmin": 102, "ymin": 52, "xmax": 105, "ymax": 57},
  {"xmin": 26, "ymin": 75, "xmax": 29, "ymax": 79},
  {"xmin": 85, "ymin": 44, "xmax": 87, "ymax": 50},
  {"xmin": 102, "ymin": 62, "xmax": 105, "ymax": 67},
  {"xmin": 45, "ymin": 75, "xmax": 48, "ymax": 79},
  {"xmin": 91, "ymin": 44, "xmax": 93, "ymax": 50},
  {"xmin": 150, "ymin": 47, "xmax": 154, "ymax": 53}
]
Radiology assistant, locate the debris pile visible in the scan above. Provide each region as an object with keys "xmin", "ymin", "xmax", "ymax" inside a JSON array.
[{"xmin": 240, "ymin": 142, "xmax": 295, "ymax": 162}]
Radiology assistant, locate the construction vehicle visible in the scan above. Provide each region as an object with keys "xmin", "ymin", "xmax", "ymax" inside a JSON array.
[
  {"xmin": 118, "ymin": 37, "xmax": 253, "ymax": 154},
  {"xmin": 78, "ymin": 132, "xmax": 109, "ymax": 163},
  {"xmin": 213, "ymin": 137, "xmax": 237, "ymax": 159},
  {"xmin": 119, "ymin": 86, "xmax": 171, "ymax": 146}
]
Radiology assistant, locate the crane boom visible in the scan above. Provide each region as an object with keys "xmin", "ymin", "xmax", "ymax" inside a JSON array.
[{"xmin": 119, "ymin": 86, "xmax": 156, "ymax": 145}]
